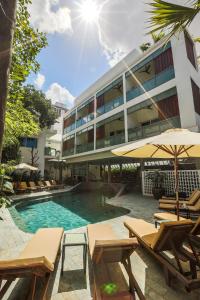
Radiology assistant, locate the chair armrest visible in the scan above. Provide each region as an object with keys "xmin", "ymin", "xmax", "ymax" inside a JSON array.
[
  {"xmin": 0, "ymin": 256, "xmax": 54, "ymax": 272},
  {"xmin": 94, "ymin": 238, "xmax": 138, "ymax": 249}
]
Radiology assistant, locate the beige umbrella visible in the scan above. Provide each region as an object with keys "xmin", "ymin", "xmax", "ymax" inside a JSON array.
[
  {"xmin": 112, "ymin": 128, "xmax": 200, "ymax": 220},
  {"xmin": 14, "ymin": 163, "xmax": 38, "ymax": 171}
]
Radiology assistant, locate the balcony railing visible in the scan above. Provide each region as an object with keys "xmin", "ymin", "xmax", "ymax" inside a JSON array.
[
  {"xmin": 96, "ymin": 133, "xmax": 125, "ymax": 149},
  {"xmin": 62, "ymin": 148, "xmax": 74, "ymax": 157},
  {"xmin": 76, "ymin": 142, "xmax": 94, "ymax": 154},
  {"xmin": 76, "ymin": 113, "xmax": 94, "ymax": 128},
  {"xmin": 44, "ymin": 147, "xmax": 56, "ymax": 157},
  {"xmin": 126, "ymin": 67, "xmax": 175, "ymax": 102},
  {"xmin": 63, "ymin": 123, "xmax": 76, "ymax": 135},
  {"xmin": 97, "ymin": 95, "xmax": 124, "ymax": 116},
  {"xmin": 128, "ymin": 116, "xmax": 180, "ymax": 142}
]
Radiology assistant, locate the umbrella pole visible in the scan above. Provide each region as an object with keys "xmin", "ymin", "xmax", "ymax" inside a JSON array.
[{"xmin": 174, "ymin": 154, "xmax": 179, "ymax": 221}]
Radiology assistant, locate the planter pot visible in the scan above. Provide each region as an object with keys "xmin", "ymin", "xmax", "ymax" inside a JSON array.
[{"xmin": 152, "ymin": 187, "xmax": 164, "ymax": 200}]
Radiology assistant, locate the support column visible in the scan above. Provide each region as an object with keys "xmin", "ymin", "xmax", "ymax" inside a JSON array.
[
  {"xmin": 171, "ymin": 32, "xmax": 198, "ymax": 131},
  {"xmin": 86, "ymin": 162, "xmax": 89, "ymax": 182},
  {"xmin": 120, "ymin": 163, "xmax": 123, "ymax": 179},
  {"xmin": 108, "ymin": 162, "xmax": 111, "ymax": 183},
  {"xmin": 123, "ymin": 73, "xmax": 128, "ymax": 143}
]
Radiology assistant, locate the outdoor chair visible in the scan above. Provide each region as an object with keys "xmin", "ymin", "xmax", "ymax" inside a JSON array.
[
  {"xmin": 159, "ymin": 190, "xmax": 200, "ymax": 205},
  {"xmin": 16, "ymin": 182, "xmax": 34, "ymax": 193},
  {"xmin": 44, "ymin": 181, "xmax": 55, "ymax": 190},
  {"xmin": 28, "ymin": 181, "xmax": 43, "ymax": 191},
  {"xmin": 0, "ymin": 227, "xmax": 63, "ymax": 299},
  {"xmin": 50, "ymin": 180, "xmax": 64, "ymax": 189},
  {"xmin": 14, "ymin": 182, "xmax": 27, "ymax": 193},
  {"xmin": 124, "ymin": 217, "xmax": 200, "ymax": 292},
  {"xmin": 87, "ymin": 223, "xmax": 145, "ymax": 300},
  {"xmin": 159, "ymin": 197, "xmax": 200, "ymax": 212},
  {"xmin": 37, "ymin": 181, "xmax": 48, "ymax": 190}
]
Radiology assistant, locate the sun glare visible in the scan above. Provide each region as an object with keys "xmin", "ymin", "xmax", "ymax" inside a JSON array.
[{"xmin": 78, "ymin": 0, "xmax": 100, "ymax": 24}]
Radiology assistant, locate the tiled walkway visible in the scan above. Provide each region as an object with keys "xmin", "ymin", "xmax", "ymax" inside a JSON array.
[{"xmin": 0, "ymin": 192, "xmax": 200, "ymax": 299}]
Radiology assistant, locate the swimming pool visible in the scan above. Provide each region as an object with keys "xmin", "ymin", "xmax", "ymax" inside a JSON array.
[{"xmin": 9, "ymin": 191, "xmax": 129, "ymax": 233}]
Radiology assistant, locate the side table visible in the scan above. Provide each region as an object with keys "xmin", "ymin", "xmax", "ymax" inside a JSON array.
[{"xmin": 61, "ymin": 232, "xmax": 87, "ymax": 275}]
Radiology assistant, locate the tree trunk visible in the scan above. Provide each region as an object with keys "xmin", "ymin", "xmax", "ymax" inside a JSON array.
[{"xmin": 0, "ymin": 0, "xmax": 17, "ymax": 161}]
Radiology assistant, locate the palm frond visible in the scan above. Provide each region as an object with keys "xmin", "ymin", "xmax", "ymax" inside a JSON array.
[{"xmin": 149, "ymin": 0, "xmax": 200, "ymax": 38}]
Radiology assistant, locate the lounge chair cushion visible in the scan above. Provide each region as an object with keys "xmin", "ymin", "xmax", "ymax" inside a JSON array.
[
  {"xmin": 124, "ymin": 218, "xmax": 158, "ymax": 238},
  {"xmin": 151, "ymin": 220, "xmax": 194, "ymax": 251},
  {"xmin": 0, "ymin": 256, "xmax": 53, "ymax": 271},
  {"xmin": 88, "ymin": 224, "xmax": 118, "ymax": 257},
  {"xmin": 154, "ymin": 212, "xmax": 186, "ymax": 221},
  {"xmin": 19, "ymin": 228, "xmax": 63, "ymax": 265},
  {"xmin": 87, "ymin": 224, "xmax": 137, "ymax": 258}
]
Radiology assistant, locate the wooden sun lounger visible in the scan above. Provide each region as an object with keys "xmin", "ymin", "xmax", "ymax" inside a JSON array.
[
  {"xmin": 37, "ymin": 181, "xmax": 48, "ymax": 190},
  {"xmin": 87, "ymin": 223, "xmax": 145, "ymax": 300},
  {"xmin": 159, "ymin": 197, "xmax": 200, "ymax": 213},
  {"xmin": 44, "ymin": 181, "xmax": 55, "ymax": 190},
  {"xmin": 0, "ymin": 227, "xmax": 63, "ymax": 299},
  {"xmin": 50, "ymin": 180, "xmax": 64, "ymax": 189},
  {"xmin": 28, "ymin": 181, "xmax": 43, "ymax": 191},
  {"xmin": 159, "ymin": 190, "xmax": 200, "ymax": 205},
  {"xmin": 124, "ymin": 218, "xmax": 200, "ymax": 292}
]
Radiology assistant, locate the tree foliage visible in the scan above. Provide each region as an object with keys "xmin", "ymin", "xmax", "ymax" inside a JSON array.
[
  {"xmin": 23, "ymin": 85, "xmax": 58, "ymax": 129},
  {"xmin": 4, "ymin": 0, "xmax": 48, "ymax": 148},
  {"xmin": 149, "ymin": 0, "xmax": 200, "ymax": 40}
]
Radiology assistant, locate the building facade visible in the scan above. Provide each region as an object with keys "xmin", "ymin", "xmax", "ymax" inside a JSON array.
[
  {"xmin": 20, "ymin": 102, "xmax": 68, "ymax": 177},
  {"xmin": 61, "ymin": 32, "xmax": 200, "ymax": 180}
]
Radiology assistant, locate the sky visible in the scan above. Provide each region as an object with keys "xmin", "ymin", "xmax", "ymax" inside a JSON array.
[{"xmin": 28, "ymin": 0, "xmax": 200, "ymax": 109}]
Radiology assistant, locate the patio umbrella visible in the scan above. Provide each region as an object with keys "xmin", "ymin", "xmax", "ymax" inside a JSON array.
[
  {"xmin": 14, "ymin": 163, "xmax": 38, "ymax": 171},
  {"xmin": 112, "ymin": 128, "xmax": 200, "ymax": 220}
]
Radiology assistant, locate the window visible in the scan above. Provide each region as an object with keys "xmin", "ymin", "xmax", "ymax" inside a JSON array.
[
  {"xmin": 185, "ymin": 33, "xmax": 196, "ymax": 68},
  {"xmin": 191, "ymin": 79, "xmax": 200, "ymax": 115},
  {"xmin": 20, "ymin": 138, "xmax": 37, "ymax": 148}
]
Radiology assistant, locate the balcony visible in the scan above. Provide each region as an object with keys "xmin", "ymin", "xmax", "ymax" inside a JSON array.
[
  {"xmin": 44, "ymin": 147, "xmax": 56, "ymax": 157},
  {"xmin": 128, "ymin": 116, "xmax": 180, "ymax": 142},
  {"xmin": 76, "ymin": 113, "xmax": 94, "ymax": 128},
  {"xmin": 76, "ymin": 142, "xmax": 94, "ymax": 154},
  {"xmin": 96, "ymin": 133, "xmax": 125, "ymax": 149},
  {"xmin": 62, "ymin": 148, "xmax": 74, "ymax": 157},
  {"xmin": 63, "ymin": 123, "xmax": 76, "ymax": 135},
  {"xmin": 126, "ymin": 67, "xmax": 175, "ymax": 102},
  {"xmin": 97, "ymin": 95, "xmax": 124, "ymax": 116}
]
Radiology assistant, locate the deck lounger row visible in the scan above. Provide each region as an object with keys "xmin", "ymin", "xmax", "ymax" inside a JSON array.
[
  {"xmin": 159, "ymin": 190, "xmax": 200, "ymax": 205},
  {"xmin": 87, "ymin": 223, "xmax": 145, "ymax": 300},
  {"xmin": 0, "ymin": 228, "xmax": 63, "ymax": 299},
  {"xmin": 14, "ymin": 180, "xmax": 65, "ymax": 193},
  {"xmin": 124, "ymin": 217, "xmax": 200, "ymax": 292}
]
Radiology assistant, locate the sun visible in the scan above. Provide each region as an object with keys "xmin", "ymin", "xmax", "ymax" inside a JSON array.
[{"xmin": 78, "ymin": 0, "xmax": 101, "ymax": 24}]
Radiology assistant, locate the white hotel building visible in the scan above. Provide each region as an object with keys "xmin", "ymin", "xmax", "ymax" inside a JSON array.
[{"xmin": 61, "ymin": 31, "xmax": 200, "ymax": 181}]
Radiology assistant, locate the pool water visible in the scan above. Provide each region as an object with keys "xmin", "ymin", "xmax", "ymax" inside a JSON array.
[{"xmin": 9, "ymin": 191, "xmax": 129, "ymax": 233}]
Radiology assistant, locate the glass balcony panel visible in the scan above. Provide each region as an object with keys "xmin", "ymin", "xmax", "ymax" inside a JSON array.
[
  {"xmin": 76, "ymin": 113, "xmax": 94, "ymax": 128},
  {"xmin": 44, "ymin": 147, "xmax": 56, "ymax": 156},
  {"xmin": 63, "ymin": 148, "xmax": 74, "ymax": 157},
  {"xmin": 96, "ymin": 133, "xmax": 125, "ymax": 149},
  {"xmin": 97, "ymin": 96, "xmax": 124, "ymax": 116},
  {"xmin": 76, "ymin": 142, "xmax": 94, "ymax": 154},
  {"xmin": 64, "ymin": 123, "xmax": 76, "ymax": 134},
  {"xmin": 126, "ymin": 67, "xmax": 175, "ymax": 102},
  {"xmin": 128, "ymin": 116, "xmax": 180, "ymax": 142}
]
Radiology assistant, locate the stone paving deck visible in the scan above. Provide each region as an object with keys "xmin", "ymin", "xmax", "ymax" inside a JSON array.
[{"xmin": 0, "ymin": 192, "xmax": 200, "ymax": 299}]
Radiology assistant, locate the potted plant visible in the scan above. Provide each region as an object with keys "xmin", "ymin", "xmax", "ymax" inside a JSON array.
[{"xmin": 146, "ymin": 171, "xmax": 166, "ymax": 199}]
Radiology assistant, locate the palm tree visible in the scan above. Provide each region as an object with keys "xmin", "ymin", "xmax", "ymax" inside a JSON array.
[
  {"xmin": 140, "ymin": 42, "xmax": 151, "ymax": 52},
  {"xmin": 149, "ymin": 0, "xmax": 200, "ymax": 40},
  {"xmin": 140, "ymin": 32, "xmax": 165, "ymax": 52}
]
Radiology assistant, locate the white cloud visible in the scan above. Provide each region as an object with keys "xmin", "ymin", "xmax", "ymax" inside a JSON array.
[
  {"xmin": 97, "ymin": 0, "xmax": 148, "ymax": 66},
  {"xmin": 46, "ymin": 83, "xmax": 75, "ymax": 108},
  {"xmin": 29, "ymin": 0, "xmax": 72, "ymax": 34},
  {"xmin": 34, "ymin": 73, "xmax": 45, "ymax": 89}
]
